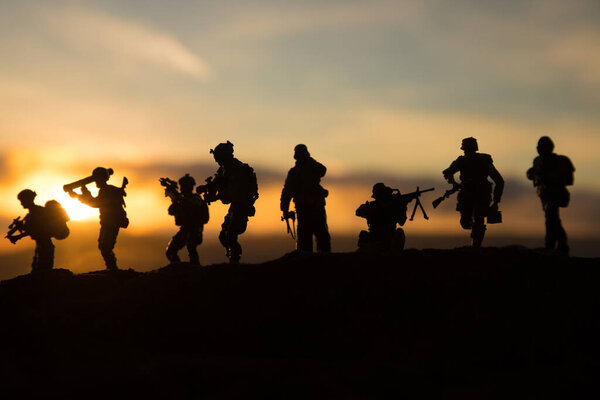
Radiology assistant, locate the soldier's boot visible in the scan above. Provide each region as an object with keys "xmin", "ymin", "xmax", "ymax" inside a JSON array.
[
  {"xmin": 188, "ymin": 246, "xmax": 200, "ymax": 265},
  {"xmin": 229, "ymin": 242, "xmax": 242, "ymax": 264},
  {"xmin": 101, "ymin": 248, "xmax": 119, "ymax": 271},
  {"xmin": 471, "ymin": 224, "xmax": 486, "ymax": 248},
  {"xmin": 166, "ymin": 244, "xmax": 182, "ymax": 264}
]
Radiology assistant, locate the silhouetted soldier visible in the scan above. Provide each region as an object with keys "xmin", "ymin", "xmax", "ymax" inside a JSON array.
[
  {"xmin": 443, "ymin": 137, "xmax": 504, "ymax": 247},
  {"xmin": 356, "ymin": 183, "xmax": 407, "ymax": 252},
  {"xmin": 527, "ymin": 136, "xmax": 575, "ymax": 254},
  {"xmin": 68, "ymin": 167, "xmax": 129, "ymax": 270},
  {"xmin": 199, "ymin": 141, "xmax": 258, "ymax": 263},
  {"xmin": 280, "ymin": 144, "xmax": 331, "ymax": 252},
  {"xmin": 8, "ymin": 190, "xmax": 55, "ymax": 271},
  {"xmin": 162, "ymin": 174, "xmax": 209, "ymax": 264}
]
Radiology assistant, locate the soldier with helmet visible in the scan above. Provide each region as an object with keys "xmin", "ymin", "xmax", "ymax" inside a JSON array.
[
  {"xmin": 163, "ymin": 173, "xmax": 209, "ymax": 264},
  {"xmin": 280, "ymin": 144, "xmax": 331, "ymax": 253},
  {"xmin": 527, "ymin": 136, "xmax": 575, "ymax": 254},
  {"xmin": 68, "ymin": 167, "xmax": 129, "ymax": 270},
  {"xmin": 356, "ymin": 183, "xmax": 407, "ymax": 252},
  {"xmin": 10, "ymin": 189, "xmax": 55, "ymax": 271},
  {"xmin": 199, "ymin": 141, "xmax": 258, "ymax": 263},
  {"xmin": 442, "ymin": 137, "xmax": 504, "ymax": 247}
]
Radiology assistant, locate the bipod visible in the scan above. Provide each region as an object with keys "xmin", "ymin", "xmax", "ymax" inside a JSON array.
[{"xmin": 410, "ymin": 196, "xmax": 429, "ymax": 221}]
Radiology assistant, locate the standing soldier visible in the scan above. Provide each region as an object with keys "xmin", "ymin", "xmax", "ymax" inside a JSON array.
[
  {"xmin": 526, "ymin": 136, "xmax": 574, "ymax": 255},
  {"xmin": 198, "ymin": 141, "xmax": 258, "ymax": 264},
  {"xmin": 280, "ymin": 144, "xmax": 331, "ymax": 253},
  {"xmin": 6, "ymin": 190, "xmax": 62, "ymax": 271},
  {"xmin": 67, "ymin": 167, "xmax": 129, "ymax": 270},
  {"xmin": 161, "ymin": 174, "xmax": 209, "ymax": 265},
  {"xmin": 442, "ymin": 137, "xmax": 504, "ymax": 247}
]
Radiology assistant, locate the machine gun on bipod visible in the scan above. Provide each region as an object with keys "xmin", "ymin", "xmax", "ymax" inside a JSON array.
[
  {"xmin": 5, "ymin": 216, "xmax": 25, "ymax": 244},
  {"xmin": 393, "ymin": 186, "xmax": 435, "ymax": 221}
]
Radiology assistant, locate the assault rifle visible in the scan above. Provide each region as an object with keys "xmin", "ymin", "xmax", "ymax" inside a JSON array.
[
  {"xmin": 5, "ymin": 216, "xmax": 25, "ymax": 244},
  {"xmin": 195, "ymin": 177, "xmax": 217, "ymax": 204},
  {"xmin": 432, "ymin": 183, "xmax": 461, "ymax": 209},
  {"xmin": 159, "ymin": 177, "xmax": 180, "ymax": 202},
  {"xmin": 281, "ymin": 211, "xmax": 296, "ymax": 240}
]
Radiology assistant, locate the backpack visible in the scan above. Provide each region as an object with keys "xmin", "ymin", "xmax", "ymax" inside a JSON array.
[
  {"xmin": 556, "ymin": 155, "xmax": 575, "ymax": 186},
  {"xmin": 44, "ymin": 200, "xmax": 70, "ymax": 240}
]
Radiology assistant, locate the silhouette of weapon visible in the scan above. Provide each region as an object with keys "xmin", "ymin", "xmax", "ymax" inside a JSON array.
[
  {"xmin": 5, "ymin": 216, "xmax": 25, "ymax": 244},
  {"xmin": 159, "ymin": 177, "xmax": 180, "ymax": 202},
  {"xmin": 391, "ymin": 187, "xmax": 434, "ymax": 221},
  {"xmin": 281, "ymin": 211, "xmax": 296, "ymax": 240},
  {"xmin": 432, "ymin": 183, "xmax": 461, "ymax": 209},
  {"xmin": 196, "ymin": 177, "xmax": 217, "ymax": 204},
  {"xmin": 63, "ymin": 168, "xmax": 114, "ymax": 193}
]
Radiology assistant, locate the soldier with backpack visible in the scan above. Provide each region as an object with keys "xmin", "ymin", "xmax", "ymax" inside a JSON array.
[
  {"xmin": 280, "ymin": 144, "xmax": 331, "ymax": 252},
  {"xmin": 65, "ymin": 167, "xmax": 129, "ymax": 271},
  {"xmin": 160, "ymin": 174, "xmax": 209, "ymax": 265},
  {"xmin": 527, "ymin": 136, "xmax": 575, "ymax": 255},
  {"xmin": 5, "ymin": 189, "xmax": 70, "ymax": 272},
  {"xmin": 197, "ymin": 141, "xmax": 258, "ymax": 263}
]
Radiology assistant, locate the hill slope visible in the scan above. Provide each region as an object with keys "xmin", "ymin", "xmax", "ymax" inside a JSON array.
[{"xmin": 0, "ymin": 248, "xmax": 599, "ymax": 398}]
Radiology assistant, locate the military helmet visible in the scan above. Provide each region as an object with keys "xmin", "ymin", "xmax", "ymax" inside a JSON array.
[
  {"xmin": 461, "ymin": 137, "xmax": 478, "ymax": 152},
  {"xmin": 92, "ymin": 167, "xmax": 112, "ymax": 182},
  {"xmin": 537, "ymin": 136, "xmax": 554, "ymax": 154},
  {"xmin": 17, "ymin": 189, "xmax": 37, "ymax": 203},
  {"xmin": 211, "ymin": 141, "xmax": 234, "ymax": 158},
  {"xmin": 294, "ymin": 144, "xmax": 310, "ymax": 159},
  {"xmin": 372, "ymin": 182, "xmax": 392, "ymax": 199},
  {"xmin": 178, "ymin": 173, "xmax": 196, "ymax": 188}
]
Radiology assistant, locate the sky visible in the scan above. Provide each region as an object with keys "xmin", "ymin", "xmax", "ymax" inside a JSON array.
[{"xmin": 0, "ymin": 0, "xmax": 599, "ymax": 268}]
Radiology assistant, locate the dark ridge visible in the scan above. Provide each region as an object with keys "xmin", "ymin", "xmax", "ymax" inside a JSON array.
[{"xmin": 0, "ymin": 247, "xmax": 599, "ymax": 398}]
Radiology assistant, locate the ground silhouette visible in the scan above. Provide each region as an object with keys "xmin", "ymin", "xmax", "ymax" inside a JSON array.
[{"xmin": 0, "ymin": 248, "xmax": 599, "ymax": 398}]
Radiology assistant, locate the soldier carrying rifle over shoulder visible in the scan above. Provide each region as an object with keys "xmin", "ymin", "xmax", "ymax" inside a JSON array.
[
  {"xmin": 356, "ymin": 183, "xmax": 433, "ymax": 252},
  {"xmin": 160, "ymin": 174, "xmax": 209, "ymax": 265}
]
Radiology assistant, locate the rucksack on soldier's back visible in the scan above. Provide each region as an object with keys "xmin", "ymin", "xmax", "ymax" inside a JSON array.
[{"xmin": 44, "ymin": 200, "xmax": 70, "ymax": 240}]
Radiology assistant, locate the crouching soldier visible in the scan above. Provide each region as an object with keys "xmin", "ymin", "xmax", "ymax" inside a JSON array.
[
  {"xmin": 66, "ymin": 167, "xmax": 128, "ymax": 270},
  {"xmin": 356, "ymin": 183, "xmax": 431, "ymax": 252},
  {"xmin": 161, "ymin": 174, "xmax": 209, "ymax": 264},
  {"xmin": 6, "ymin": 189, "xmax": 70, "ymax": 272}
]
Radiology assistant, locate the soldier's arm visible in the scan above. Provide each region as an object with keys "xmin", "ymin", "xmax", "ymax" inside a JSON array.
[
  {"xmin": 489, "ymin": 164, "xmax": 504, "ymax": 204},
  {"xmin": 355, "ymin": 202, "xmax": 372, "ymax": 218},
  {"xmin": 280, "ymin": 170, "xmax": 294, "ymax": 212},
  {"xmin": 75, "ymin": 186, "xmax": 101, "ymax": 208},
  {"xmin": 442, "ymin": 158, "xmax": 461, "ymax": 183}
]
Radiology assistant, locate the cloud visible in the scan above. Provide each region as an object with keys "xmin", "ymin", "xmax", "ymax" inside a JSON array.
[{"xmin": 43, "ymin": 6, "xmax": 211, "ymax": 80}]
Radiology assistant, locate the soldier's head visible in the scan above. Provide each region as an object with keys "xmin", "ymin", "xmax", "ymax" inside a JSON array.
[
  {"xmin": 179, "ymin": 173, "xmax": 196, "ymax": 194},
  {"xmin": 17, "ymin": 189, "xmax": 37, "ymax": 209},
  {"xmin": 294, "ymin": 144, "xmax": 310, "ymax": 161},
  {"xmin": 461, "ymin": 137, "xmax": 478, "ymax": 155},
  {"xmin": 372, "ymin": 182, "xmax": 392, "ymax": 200},
  {"xmin": 92, "ymin": 167, "xmax": 112, "ymax": 188},
  {"xmin": 211, "ymin": 141, "xmax": 234, "ymax": 166},
  {"xmin": 537, "ymin": 136, "xmax": 554, "ymax": 156}
]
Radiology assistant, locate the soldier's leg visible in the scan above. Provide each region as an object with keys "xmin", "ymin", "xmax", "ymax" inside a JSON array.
[
  {"xmin": 543, "ymin": 201, "xmax": 559, "ymax": 249},
  {"xmin": 391, "ymin": 228, "xmax": 405, "ymax": 252},
  {"xmin": 99, "ymin": 224, "xmax": 120, "ymax": 270},
  {"xmin": 226, "ymin": 212, "xmax": 247, "ymax": 263},
  {"xmin": 556, "ymin": 210, "xmax": 569, "ymax": 254},
  {"xmin": 36, "ymin": 238, "xmax": 55, "ymax": 270},
  {"xmin": 295, "ymin": 208, "xmax": 313, "ymax": 252},
  {"xmin": 186, "ymin": 227, "xmax": 203, "ymax": 265},
  {"xmin": 314, "ymin": 207, "xmax": 331, "ymax": 253},
  {"xmin": 166, "ymin": 228, "xmax": 187, "ymax": 263},
  {"xmin": 471, "ymin": 202, "xmax": 488, "ymax": 248}
]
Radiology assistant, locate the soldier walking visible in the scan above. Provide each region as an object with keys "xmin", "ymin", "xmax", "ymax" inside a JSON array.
[
  {"xmin": 526, "ymin": 136, "xmax": 574, "ymax": 254},
  {"xmin": 442, "ymin": 137, "xmax": 504, "ymax": 247},
  {"xmin": 163, "ymin": 174, "xmax": 209, "ymax": 264},
  {"xmin": 199, "ymin": 141, "xmax": 258, "ymax": 263},
  {"xmin": 280, "ymin": 144, "xmax": 331, "ymax": 252},
  {"xmin": 68, "ymin": 167, "xmax": 129, "ymax": 270}
]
